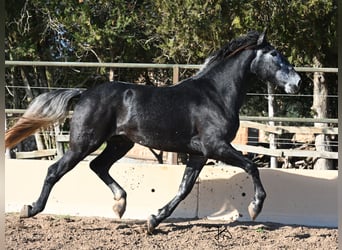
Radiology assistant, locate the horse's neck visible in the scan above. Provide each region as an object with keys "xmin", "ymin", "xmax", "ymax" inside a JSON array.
[{"xmin": 210, "ymin": 51, "xmax": 256, "ymax": 113}]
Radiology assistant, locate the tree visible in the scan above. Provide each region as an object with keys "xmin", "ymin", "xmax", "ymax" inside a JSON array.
[{"xmin": 147, "ymin": 0, "xmax": 244, "ymax": 64}]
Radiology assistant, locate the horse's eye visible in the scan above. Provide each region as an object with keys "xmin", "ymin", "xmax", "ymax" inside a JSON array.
[{"xmin": 270, "ymin": 51, "xmax": 277, "ymax": 57}]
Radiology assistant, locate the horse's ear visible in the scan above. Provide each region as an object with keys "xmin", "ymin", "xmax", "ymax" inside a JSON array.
[{"xmin": 257, "ymin": 27, "xmax": 268, "ymax": 45}]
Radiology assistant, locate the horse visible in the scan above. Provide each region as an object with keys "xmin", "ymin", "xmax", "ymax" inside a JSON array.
[{"xmin": 5, "ymin": 30, "xmax": 301, "ymax": 234}]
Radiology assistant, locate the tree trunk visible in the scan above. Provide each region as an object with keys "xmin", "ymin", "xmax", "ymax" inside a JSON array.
[{"xmin": 311, "ymin": 57, "xmax": 333, "ymax": 170}]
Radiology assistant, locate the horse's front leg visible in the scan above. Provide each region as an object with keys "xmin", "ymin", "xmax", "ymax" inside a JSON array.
[
  {"xmin": 208, "ymin": 142, "xmax": 266, "ymax": 220},
  {"xmin": 147, "ymin": 155, "xmax": 207, "ymax": 234}
]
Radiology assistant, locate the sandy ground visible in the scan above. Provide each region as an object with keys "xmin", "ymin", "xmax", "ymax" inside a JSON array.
[{"xmin": 5, "ymin": 213, "xmax": 337, "ymax": 250}]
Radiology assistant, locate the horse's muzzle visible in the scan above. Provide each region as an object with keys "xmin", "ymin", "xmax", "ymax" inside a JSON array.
[
  {"xmin": 285, "ymin": 74, "xmax": 301, "ymax": 94},
  {"xmin": 286, "ymin": 81, "xmax": 300, "ymax": 94}
]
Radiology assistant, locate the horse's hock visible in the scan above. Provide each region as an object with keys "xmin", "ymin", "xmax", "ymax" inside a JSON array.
[{"xmin": 5, "ymin": 159, "xmax": 337, "ymax": 228}]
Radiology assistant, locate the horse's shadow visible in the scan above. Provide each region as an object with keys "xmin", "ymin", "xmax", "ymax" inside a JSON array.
[{"xmin": 131, "ymin": 219, "xmax": 287, "ymax": 235}]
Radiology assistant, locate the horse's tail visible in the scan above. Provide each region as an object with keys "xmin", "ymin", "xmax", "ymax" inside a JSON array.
[{"xmin": 5, "ymin": 89, "xmax": 83, "ymax": 149}]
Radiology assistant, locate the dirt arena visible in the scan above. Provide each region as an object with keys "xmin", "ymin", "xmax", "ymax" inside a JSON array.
[{"xmin": 5, "ymin": 213, "xmax": 337, "ymax": 249}]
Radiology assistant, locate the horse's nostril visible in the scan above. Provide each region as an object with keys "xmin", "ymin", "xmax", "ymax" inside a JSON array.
[
  {"xmin": 298, "ymin": 79, "xmax": 302, "ymax": 87},
  {"xmin": 295, "ymin": 80, "xmax": 301, "ymax": 92},
  {"xmin": 285, "ymin": 83, "xmax": 300, "ymax": 94},
  {"xmin": 293, "ymin": 83, "xmax": 300, "ymax": 93}
]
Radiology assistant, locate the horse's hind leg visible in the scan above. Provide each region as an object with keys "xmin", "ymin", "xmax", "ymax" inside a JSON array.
[
  {"xmin": 20, "ymin": 150, "xmax": 87, "ymax": 218},
  {"xmin": 147, "ymin": 155, "xmax": 207, "ymax": 234},
  {"xmin": 89, "ymin": 136, "xmax": 134, "ymax": 218}
]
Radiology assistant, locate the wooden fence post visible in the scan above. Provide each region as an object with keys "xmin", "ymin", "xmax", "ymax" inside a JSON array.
[
  {"xmin": 312, "ymin": 57, "xmax": 334, "ymax": 170},
  {"xmin": 268, "ymin": 82, "xmax": 277, "ymax": 168}
]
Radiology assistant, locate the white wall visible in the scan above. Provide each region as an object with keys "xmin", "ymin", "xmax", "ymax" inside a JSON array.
[{"xmin": 5, "ymin": 159, "xmax": 337, "ymax": 227}]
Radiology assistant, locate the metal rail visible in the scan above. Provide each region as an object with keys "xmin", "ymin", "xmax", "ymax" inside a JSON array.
[
  {"xmin": 4, "ymin": 61, "xmax": 338, "ymax": 73},
  {"xmin": 5, "ymin": 61, "xmax": 200, "ymax": 69}
]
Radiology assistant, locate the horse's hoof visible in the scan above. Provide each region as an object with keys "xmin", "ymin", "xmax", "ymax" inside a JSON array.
[
  {"xmin": 20, "ymin": 205, "xmax": 32, "ymax": 218},
  {"xmin": 112, "ymin": 197, "xmax": 126, "ymax": 218},
  {"xmin": 146, "ymin": 215, "xmax": 158, "ymax": 234},
  {"xmin": 248, "ymin": 201, "xmax": 261, "ymax": 220}
]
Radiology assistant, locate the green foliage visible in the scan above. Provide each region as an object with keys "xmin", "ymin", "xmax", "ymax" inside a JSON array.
[
  {"xmin": 147, "ymin": 0, "xmax": 243, "ymax": 63},
  {"xmin": 238, "ymin": 0, "xmax": 337, "ymax": 67}
]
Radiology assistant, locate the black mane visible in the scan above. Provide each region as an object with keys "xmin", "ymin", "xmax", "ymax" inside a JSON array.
[{"xmin": 196, "ymin": 31, "xmax": 260, "ymax": 76}]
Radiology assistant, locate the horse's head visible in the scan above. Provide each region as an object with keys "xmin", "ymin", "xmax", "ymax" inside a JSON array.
[{"xmin": 250, "ymin": 30, "xmax": 301, "ymax": 94}]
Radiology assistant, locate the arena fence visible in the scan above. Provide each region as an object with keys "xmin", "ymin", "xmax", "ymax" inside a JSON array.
[{"xmin": 5, "ymin": 62, "xmax": 338, "ymax": 166}]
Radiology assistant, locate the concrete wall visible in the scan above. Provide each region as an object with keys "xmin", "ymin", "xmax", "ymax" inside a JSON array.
[{"xmin": 5, "ymin": 159, "xmax": 337, "ymax": 227}]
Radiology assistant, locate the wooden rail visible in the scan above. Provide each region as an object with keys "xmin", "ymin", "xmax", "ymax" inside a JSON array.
[
  {"xmin": 233, "ymin": 144, "xmax": 337, "ymax": 160},
  {"xmin": 15, "ymin": 149, "xmax": 57, "ymax": 159},
  {"xmin": 239, "ymin": 121, "xmax": 338, "ymax": 135}
]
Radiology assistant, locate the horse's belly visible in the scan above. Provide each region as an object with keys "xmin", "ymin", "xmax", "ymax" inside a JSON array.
[{"xmin": 125, "ymin": 129, "xmax": 193, "ymax": 153}]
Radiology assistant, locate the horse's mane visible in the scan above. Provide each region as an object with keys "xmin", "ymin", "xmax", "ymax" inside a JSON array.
[{"xmin": 196, "ymin": 30, "xmax": 260, "ymax": 76}]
